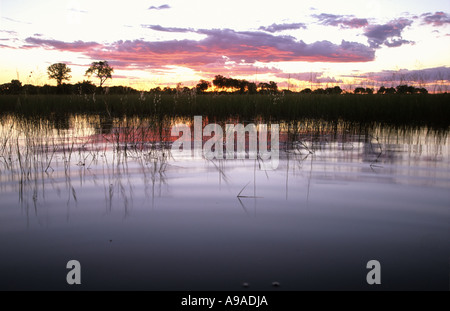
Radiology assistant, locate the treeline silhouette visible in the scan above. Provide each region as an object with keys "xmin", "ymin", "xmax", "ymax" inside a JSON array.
[
  {"xmin": 0, "ymin": 75, "xmax": 429, "ymax": 95},
  {"xmin": 0, "ymin": 80, "xmax": 133, "ymax": 95}
]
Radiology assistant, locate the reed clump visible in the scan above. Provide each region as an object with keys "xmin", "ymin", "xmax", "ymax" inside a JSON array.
[{"xmin": 0, "ymin": 93, "xmax": 448, "ymax": 128}]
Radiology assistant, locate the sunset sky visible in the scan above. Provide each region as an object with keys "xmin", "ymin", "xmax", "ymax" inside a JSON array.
[{"xmin": 0, "ymin": 0, "xmax": 449, "ymax": 91}]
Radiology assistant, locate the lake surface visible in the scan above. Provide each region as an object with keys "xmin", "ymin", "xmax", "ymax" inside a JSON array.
[{"xmin": 0, "ymin": 114, "xmax": 448, "ymax": 290}]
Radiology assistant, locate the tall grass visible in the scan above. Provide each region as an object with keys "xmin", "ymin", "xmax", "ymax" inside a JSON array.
[
  {"xmin": 0, "ymin": 113, "xmax": 173, "ymax": 213},
  {"xmin": 0, "ymin": 93, "xmax": 449, "ymax": 127},
  {"xmin": 1, "ymin": 111, "xmax": 447, "ymax": 215}
]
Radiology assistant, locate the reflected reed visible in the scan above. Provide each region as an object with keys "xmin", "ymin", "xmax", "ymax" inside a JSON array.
[{"xmin": 0, "ymin": 113, "xmax": 448, "ymax": 221}]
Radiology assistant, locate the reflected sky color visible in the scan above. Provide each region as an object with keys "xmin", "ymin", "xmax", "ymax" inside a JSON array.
[{"xmin": 0, "ymin": 115, "xmax": 448, "ymax": 290}]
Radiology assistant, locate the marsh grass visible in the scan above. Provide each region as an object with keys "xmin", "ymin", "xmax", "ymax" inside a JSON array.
[
  {"xmin": 3, "ymin": 92, "xmax": 448, "ymax": 203},
  {"xmin": 0, "ymin": 93, "xmax": 449, "ymax": 127},
  {"xmin": 0, "ymin": 113, "xmax": 174, "ymax": 214},
  {"xmin": 0, "ymin": 110, "xmax": 447, "ymax": 220}
]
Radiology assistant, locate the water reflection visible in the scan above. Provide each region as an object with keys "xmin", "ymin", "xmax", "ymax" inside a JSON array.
[
  {"xmin": 0, "ymin": 113, "xmax": 449, "ymax": 290},
  {"xmin": 1, "ymin": 114, "xmax": 448, "ymax": 218}
]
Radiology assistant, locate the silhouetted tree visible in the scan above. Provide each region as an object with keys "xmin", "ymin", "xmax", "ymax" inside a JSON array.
[
  {"xmin": 377, "ymin": 86, "xmax": 386, "ymax": 94},
  {"xmin": 162, "ymin": 86, "xmax": 176, "ymax": 94},
  {"xmin": 269, "ymin": 81, "xmax": 278, "ymax": 93},
  {"xmin": 257, "ymin": 81, "xmax": 278, "ymax": 94},
  {"xmin": 385, "ymin": 87, "xmax": 396, "ymax": 94},
  {"xmin": 417, "ymin": 87, "xmax": 428, "ymax": 94},
  {"xmin": 150, "ymin": 87, "xmax": 162, "ymax": 93},
  {"xmin": 75, "ymin": 80, "xmax": 97, "ymax": 94},
  {"xmin": 196, "ymin": 80, "xmax": 211, "ymax": 93},
  {"xmin": 257, "ymin": 82, "xmax": 270, "ymax": 93},
  {"xmin": 47, "ymin": 63, "xmax": 71, "ymax": 86},
  {"xmin": 226, "ymin": 77, "xmax": 239, "ymax": 90},
  {"xmin": 0, "ymin": 79, "xmax": 22, "ymax": 94},
  {"xmin": 396, "ymin": 85, "xmax": 407, "ymax": 94},
  {"xmin": 10, "ymin": 79, "xmax": 22, "ymax": 94},
  {"xmin": 9, "ymin": 80, "xmax": 22, "ymax": 94},
  {"xmin": 109, "ymin": 86, "xmax": 138, "ymax": 94},
  {"xmin": 377, "ymin": 84, "xmax": 427, "ymax": 95},
  {"xmin": 247, "ymin": 82, "xmax": 257, "ymax": 94},
  {"xmin": 396, "ymin": 85, "xmax": 418, "ymax": 94},
  {"xmin": 85, "ymin": 60, "xmax": 114, "ymax": 87},
  {"xmin": 354, "ymin": 87, "xmax": 366, "ymax": 94},
  {"xmin": 213, "ymin": 75, "xmax": 258, "ymax": 93},
  {"xmin": 313, "ymin": 88, "xmax": 326, "ymax": 94},
  {"xmin": 300, "ymin": 88, "xmax": 312, "ymax": 94},
  {"xmin": 325, "ymin": 86, "xmax": 342, "ymax": 94},
  {"xmin": 213, "ymin": 75, "xmax": 227, "ymax": 90},
  {"xmin": 237, "ymin": 79, "xmax": 248, "ymax": 93}
]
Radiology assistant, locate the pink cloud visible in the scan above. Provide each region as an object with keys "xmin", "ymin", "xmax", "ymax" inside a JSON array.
[
  {"xmin": 421, "ymin": 11, "xmax": 450, "ymax": 26},
  {"xmin": 21, "ymin": 28, "xmax": 375, "ymax": 76},
  {"xmin": 191, "ymin": 61, "xmax": 282, "ymax": 78},
  {"xmin": 24, "ymin": 37, "xmax": 101, "ymax": 52},
  {"xmin": 259, "ymin": 23, "xmax": 307, "ymax": 33},
  {"xmin": 142, "ymin": 25, "xmax": 193, "ymax": 33},
  {"xmin": 313, "ymin": 13, "xmax": 368, "ymax": 29},
  {"xmin": 148, "ymin": 4, "xmax": 171, "ymax": 10},
  {"xmin": 343, "ymin": 66, "xmax": 450, "ymax": 84},
  {"xmin": 363, "ymin": 18, "xmax": 413, "ymax": 48}
]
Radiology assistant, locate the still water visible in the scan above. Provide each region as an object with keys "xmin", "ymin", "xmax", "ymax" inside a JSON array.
[{"xmin": 0, "ymin": 115, "xmax": 448, "ymax": 290}]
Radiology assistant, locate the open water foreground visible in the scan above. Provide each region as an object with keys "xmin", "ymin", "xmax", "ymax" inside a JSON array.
[{"xmin": 0, "ymin": 115, "xmax": 448, "ymax": 290}]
